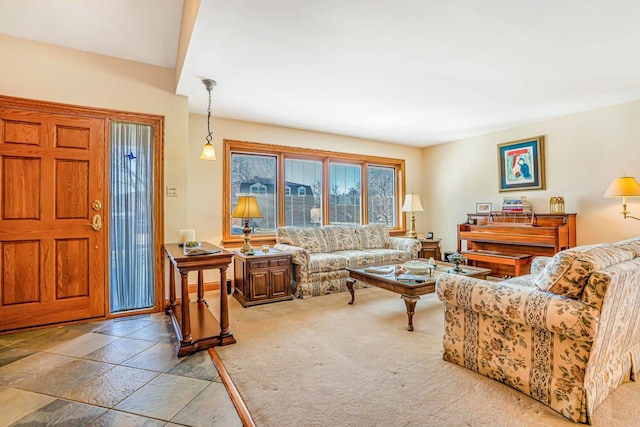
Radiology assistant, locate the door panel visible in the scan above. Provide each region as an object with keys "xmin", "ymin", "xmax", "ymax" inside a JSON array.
[
  {"xmin": 56, "ymin": 125, "xmax": 90, "ymax": 149},
  {"xmin": 55, "ymin": 159, "xmax": 89, "ymax": 219},
  {"xmin": 0, "ymin": 108, "xmax": 105, "ymax": 331},
  {"xmin": 55, "ymin": 238, "xmax": 90, "ymax": 298},
  {"xmin": 249, "ymin": 270, "xmax": 269, "ymax": 300},
  {"xmin": 2, "ymin": 241, "xmax": 40, "ymax": 304},
  {"xmin": 3, "ymin": 157, "xmax": 41, "ymax": 219},
  {"xmin": 270, "ymin": 268, "xmax": 289, "ymax": 298},
  {"xmin": 4, "ymin": 120, "xmax": 40, "ymax": 145}
]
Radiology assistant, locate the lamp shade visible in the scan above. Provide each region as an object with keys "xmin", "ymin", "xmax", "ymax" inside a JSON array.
[
  {"xmin": 231, "ymin": 195, "xmax": 263, "ymax": 219},
  {"xmin": 604, "ymin": 176, "xmax": 640, "ymax": 198},
  {"xmin": 200, "ymin": 142, "xmax": 216, "ymax": 160},
  {"xmin": 401, "ymin": 194, "xmax": 424, "ymax": 212}
]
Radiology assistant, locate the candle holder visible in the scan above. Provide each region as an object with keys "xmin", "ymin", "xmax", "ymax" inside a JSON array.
[{"xmin": 447, "ymin": 252, "xmax": 467, "ymax": 273}]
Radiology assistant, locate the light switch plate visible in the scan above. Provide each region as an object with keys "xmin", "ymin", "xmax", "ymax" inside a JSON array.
[{"xmin": 166, "ymin": 186, "xmax": 178, "ymax": 197}]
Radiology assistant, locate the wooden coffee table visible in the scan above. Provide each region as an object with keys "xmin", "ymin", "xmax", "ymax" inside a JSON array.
[{"xmin": 346, "ymin": 260, "xmax": 490, "ymax": 331}]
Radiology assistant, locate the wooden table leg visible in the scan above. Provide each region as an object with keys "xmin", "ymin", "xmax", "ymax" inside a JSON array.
[
  {"xmin": 220, "ymin": 267, "xmax": 236, "ymax": 345},
  {"xmin": 180, "ymin": 271, "xmax": 192, "ymax": 343},
  {"xmin": 197, "ymin": 270, "xmax": 205, "ymax": 303},
  {"xmin": 346, "ymin": 278, "xmax": 356, "ymax": 305},
  {"xmin": 401, "ymin": 295, "xmax": 420, "ymax": 331},
  {"xmin": 166, "ymin": 261, "xmax": 176, "ymax": 314}
]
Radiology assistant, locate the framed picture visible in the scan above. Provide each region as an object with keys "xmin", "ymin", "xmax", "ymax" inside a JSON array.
[
  {"xmin": 476, "ymin": 203, "xmax": 492, "ymax": 214},
  {"xmin": 426, "ymin": 231, "xmax": 434, "ymax": 239},
  {"xmin": 497, "ymin": 136, "xmax": 545, "ymax": 192}
]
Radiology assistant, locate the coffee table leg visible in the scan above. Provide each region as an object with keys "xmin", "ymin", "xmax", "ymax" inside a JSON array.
[
  {"xmin": 401, "ymin": 295, "xmax": 420, "ymax": 331},
  {"xmin": 346, "ymin": 278, "xmax": 356, "ymax": 305}
]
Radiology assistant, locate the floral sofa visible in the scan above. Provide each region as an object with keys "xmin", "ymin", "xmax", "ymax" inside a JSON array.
[
  {"xmin": 274, "ymin": 224, "xmax": 421, "ymax": 298},
  {"xmin": 436, "ymin": 238, "xmax": 640, "ymax": 423}
]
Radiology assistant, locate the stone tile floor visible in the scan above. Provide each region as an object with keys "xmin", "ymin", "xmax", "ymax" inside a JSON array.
[{"xmin": 0, "ymin": 312, "xmax": 243, "ymax": 426}]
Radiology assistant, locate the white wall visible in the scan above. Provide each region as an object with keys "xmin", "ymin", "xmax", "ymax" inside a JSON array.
[{"xmin": 423, "ymin": 100, "xmax": 640, "ymax": 254}]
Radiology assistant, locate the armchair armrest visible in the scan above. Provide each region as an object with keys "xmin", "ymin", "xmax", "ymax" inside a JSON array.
[
  {"xmin": 389, "ymin": 237, "xmax": 421, "ymax": 258},
  {"xmin": 436, "ymin": 274, "xmax": 599, "ymax": 342},
  {"xmin": 274, "ymin": 243, "xmax": 310, "ymax": 283}
]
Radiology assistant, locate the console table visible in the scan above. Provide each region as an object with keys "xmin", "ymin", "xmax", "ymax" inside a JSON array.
[{"xmin": 165, "ymin": 242, "xmax": 235, "ymax": 356}]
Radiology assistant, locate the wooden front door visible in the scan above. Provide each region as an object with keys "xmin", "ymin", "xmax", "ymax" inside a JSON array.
[{"xmin": 0, "ymin": 107, "xmax": 106, "ymax": 331}]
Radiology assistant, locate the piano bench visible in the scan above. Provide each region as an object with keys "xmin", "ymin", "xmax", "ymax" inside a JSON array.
[{"xmin": 462, "ymin": 250, "xmax": 532, "ymax": 277}]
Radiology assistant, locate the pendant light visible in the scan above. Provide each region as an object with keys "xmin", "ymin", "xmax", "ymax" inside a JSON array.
[{"xmin": 200, "ymin": 78, "xmax": 217, "ymax": 160}]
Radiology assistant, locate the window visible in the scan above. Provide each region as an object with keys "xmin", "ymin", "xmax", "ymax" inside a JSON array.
[
  {"xmin": 230, "ymin": 153, "xmax": 276, "ymax": 236},
  {"xmin": 329, "ymin": 163, "xmax": 361, "ymax": 225},
  {"xmin": 367, "ymin": 165, "xmax": 397, "ymax": 226},
  {"xmin": 249, "ymin": 183, "xmax": 267, "ymax": 194},
  {"xmin": 284, "ymin": 158, "xmax": 322, "ymax": 227},
  {"xmin": 110, "ymin": 121, "xmax": 155, "ymax": 313},
  {"xmin": 223, "ymin": 140, "xmax": 405, "ymax": 244}
]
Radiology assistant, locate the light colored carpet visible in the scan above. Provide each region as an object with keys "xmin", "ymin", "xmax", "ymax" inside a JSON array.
[{"xmin": 208, "ymin": 287, "xmax": 640, "ymax": 426}]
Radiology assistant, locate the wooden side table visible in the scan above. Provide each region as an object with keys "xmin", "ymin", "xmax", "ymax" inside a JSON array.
[
  {"xmin": 233, "ymin": 249, "xmax": 293, "ymax": 307},
  {"xmin": 165, "ymin": 242, "xmax": 235, "ymax": 356},
  {"xmin": 419, "ymin": 238, "xmax": 442, "ymax": 260}
]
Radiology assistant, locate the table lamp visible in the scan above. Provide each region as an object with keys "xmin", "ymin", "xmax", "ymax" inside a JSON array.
[
  {"xmin": 604, "ymin": 175, "xmax": 640, "ymax": 221},
  {"xmin": 401, "ymin": 194, "xmax": 424, "ymax": 239},
  {"xmin": 231, "ymin": 195, "xmax": 263, "ymax": 254}
]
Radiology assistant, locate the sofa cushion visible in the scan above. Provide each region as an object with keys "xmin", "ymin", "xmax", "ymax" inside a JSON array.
[
  {"xmin": 362, "ymin": 248, "xmax": 411, "ymax": 264},
  {"xmin": 276, "ymin": 227, "xmax": 329, "ymax": 253},
  {"xmin": 332, "ymin": 250, "xmax": 382, "ymax": 267},
  {"xmin": 533, "ymin": 246, "xmax": 596, "ymax": 297},
  {"xmin": 308, "ymin": 253, "xmax": 350, "ymax": 273},
  {"xmin": 534, "ymin": 244, "xmax": 634, "ymax": 298},
  {"xmin": 357, "ymin": 224, "xmax": 391, "ymax": 249},
  {"xmin": 321, "ymin": 225, "xmax": 361, "ymax": 252}
]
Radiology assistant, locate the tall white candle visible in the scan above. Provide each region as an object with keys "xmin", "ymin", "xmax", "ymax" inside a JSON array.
[{"xmin": 179, "ymin": 229, "xmax": 195, "ymax": 243}]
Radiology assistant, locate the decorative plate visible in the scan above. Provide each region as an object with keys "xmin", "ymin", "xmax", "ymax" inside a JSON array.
[{"xmin": 402, "ymin": 260, "xmax": 432, "ymax": 273}]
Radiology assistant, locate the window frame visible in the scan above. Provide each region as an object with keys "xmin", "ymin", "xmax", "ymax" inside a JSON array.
[{"xmin": 222, "ymin": 140, "xmax": 407, "ymax": 246}]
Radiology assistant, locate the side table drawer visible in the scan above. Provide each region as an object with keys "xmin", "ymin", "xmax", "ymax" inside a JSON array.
[
  {"xmin": 248, "ymin": 260, "xmax": 269, "ymax": 269},
  {"xmin": 270, "ymin": 258, "xmax": 289, "ymax": 267}
]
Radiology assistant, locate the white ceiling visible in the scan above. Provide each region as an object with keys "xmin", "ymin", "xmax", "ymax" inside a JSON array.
[{"xmin": 2, "ymin": 0, "xmax": 640, "ymax": 147}]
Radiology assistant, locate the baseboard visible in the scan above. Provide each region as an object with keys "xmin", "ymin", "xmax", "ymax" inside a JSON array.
[
  {"xmin": 209, "ymin": 348, "xmax": 256, "ymax": 427},
  {"xmin": 188, "ymin": 281, "xmax": 221, "ymax": 294},
  {"xmin": 163, "ymin": 281, "xmax": 230, "ymax": 308}
]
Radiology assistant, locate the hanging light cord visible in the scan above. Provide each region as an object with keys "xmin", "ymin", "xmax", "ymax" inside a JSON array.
[{"xmin": 203, "ymin": 79, "xmax": 216, "ymax": 144}]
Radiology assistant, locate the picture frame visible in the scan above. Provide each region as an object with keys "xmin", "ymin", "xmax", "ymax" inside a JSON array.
[
  {"xmin": 476, "ymin": 202, "xmax": 492, "ymax": 214},
  {"xmin": 497, "ymin": 136, "xmax": 545, "ymax": 192},
  {"xmin": 426, "ymin": 231, "xmax": 434, "ymax": 239}
]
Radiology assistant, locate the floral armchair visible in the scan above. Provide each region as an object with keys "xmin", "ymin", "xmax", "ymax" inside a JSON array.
[{"xmin": 436, "ymin": 238, "xmax": 640, "ymax": 423}]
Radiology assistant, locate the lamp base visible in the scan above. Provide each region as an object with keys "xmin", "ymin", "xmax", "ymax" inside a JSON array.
[
  {"xmin": 240, "ymin": 244, "xmax": 255, "ymax": 255},
  {"xmin": 406, "ymin": 211, "xmax": 418, "ymax": 239},
  {"xmin": 241, "ymin": 219, "xmax": 255, "ymax": 255}
]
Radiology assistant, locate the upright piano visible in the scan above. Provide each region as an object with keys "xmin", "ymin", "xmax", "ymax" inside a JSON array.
[{"xmin": 457, "ymin": 212, "xmax": 576, "ymax": 278}]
